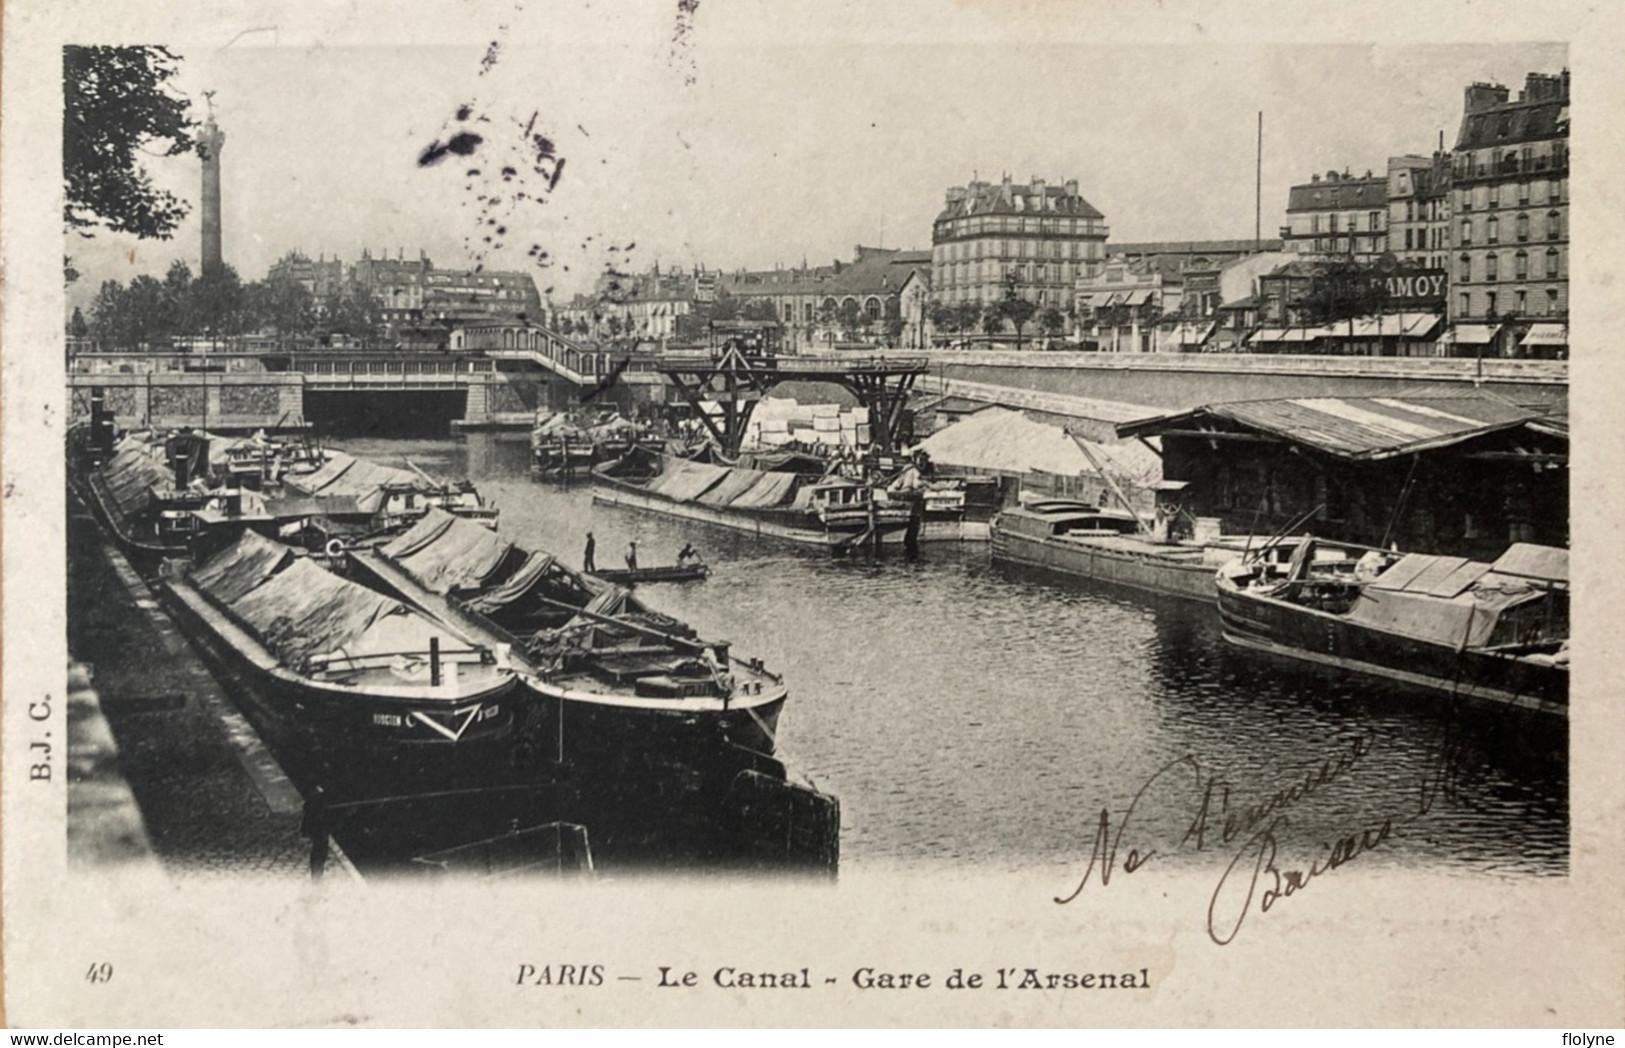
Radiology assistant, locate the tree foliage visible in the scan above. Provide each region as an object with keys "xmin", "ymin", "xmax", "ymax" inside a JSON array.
[
  {"xmin": 1298, "ymin": 261, "xmax": 1392, "ymax": 326},
  {"xmin": 64, "ymin": 46, "xmax": 197, "ymax": 239},
  {"xmin": 86, "ymin": 266, "xmax": 392, "ymax": 349}
]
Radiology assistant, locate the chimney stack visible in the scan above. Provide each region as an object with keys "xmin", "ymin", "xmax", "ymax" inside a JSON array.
[{"xmin": 1464, "ymin": 81, "xmax": 1510, "ymax": 114}]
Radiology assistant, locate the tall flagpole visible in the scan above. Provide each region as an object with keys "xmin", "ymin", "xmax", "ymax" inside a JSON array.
[{"xmin": 1255, "ymin": 111, "xmax": 1263, "ymax": 252}]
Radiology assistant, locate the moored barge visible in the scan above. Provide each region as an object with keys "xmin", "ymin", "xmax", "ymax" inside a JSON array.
[
  {"xmin": 593, "ymin": 449, "xmax": 914, "ymax": 548},
  {"xmin": 347, "ymin": 508, "xmax": 789, "ymax": 764},
  {"xmin": 1216, "ymin": 538, "xmax": 1568, "ymax": 715},
  {"xmin": 158, "ymin": 530, "xmax": 519, "ymax": 777}
]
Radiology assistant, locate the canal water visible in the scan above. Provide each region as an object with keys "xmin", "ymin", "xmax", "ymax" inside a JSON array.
[{"xmin": 342, "ymin": 434, "xmax": 1569, "ymax": 878}]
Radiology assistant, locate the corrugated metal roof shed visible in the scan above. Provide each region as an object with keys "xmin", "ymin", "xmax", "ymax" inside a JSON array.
[{"xmin": 1117, "ymin": 395, "xmax": 1551, "ymax": 461}]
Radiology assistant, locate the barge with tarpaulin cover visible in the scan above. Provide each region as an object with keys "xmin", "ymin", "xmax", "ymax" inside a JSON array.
[
  {"xmin": 157, "ymin": 529, "xmax": 519, "ymax": 774},
  {"xmin": 347, "ymin": 508, "xmax": 789, "ymax": 765},
  {"xmin": 1216, "ymin": 538, "xmax": 1568, "ymax": 715},
  {"xmin": 991, "ymin": 498, "xmax": 1281, "ymax": 601},
  {"xmin": 284, "ymin": 448, "xmax": 498, "ymax": 530},
  {"xmin": 530, "ymin": 411, "xmax": 641, "ymax": 478},
  {"xmin": 592, "ymin": 447, "xmax": 915, "ymax": 548}
]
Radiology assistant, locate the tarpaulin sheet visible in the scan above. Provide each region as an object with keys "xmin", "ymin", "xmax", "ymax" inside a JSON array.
[
  {"xmin": 463, "ymin": 550, "xmax": 558, "ymax": 613},
  {"xmin": 99, "ymin": 447, "xmax": 171, "ymax": 517},
  {"xmin": 394, "ymin": 512, "xmax": 514, "ymax": 594},
  {"xmin": 696, "ymin": 468, "xmax": 765, "ymax": 507},
  {"xmin": 229, "ymin": 556, "xmax": 399, "ymax": 665},
  {"xmin": 723, "ymin": 470, "xmax": 798, "ymax": 508},
  {"xmin": 381, "ymin": 507, "xmax": 459, "ymax": 559},
  {"xmin": 189, "ymin": 530, "xmax": 294, "ymax": 604},
  {"xmin": 1490, "ymin": 543, "xmax": 1568, "ymax": 585},
  {"xmin": 287, "ymin": 450, "xmax": 424, "ymax": 511},
  {"xmin": 324, "ymin": 458, "xmax": 426, "ymax": 513},
  {"xmin": 285, "ymin": 450, "xmax": 359, "ymax": 495},
  {"xmin": 260, "ymin": 494, "xmax": 367, "ymax": 521},
  {"xmin": 1345, "ymin": 588, "xmax": 1496, "ymax": 649},
  {"xmin": 649, "ymin": 460, "xmax": 731, "ymax": 503}
]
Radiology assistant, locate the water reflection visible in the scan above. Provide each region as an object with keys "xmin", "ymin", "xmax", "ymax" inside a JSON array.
[{"xmin": 330, "ymin": 434, "xmax": 1566, "ymax": 877}]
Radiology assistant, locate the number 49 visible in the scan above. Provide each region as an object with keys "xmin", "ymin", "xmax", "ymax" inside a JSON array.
[{"xmin": 85, "ymin": 962, "xmax": 113, "ymax": 984}]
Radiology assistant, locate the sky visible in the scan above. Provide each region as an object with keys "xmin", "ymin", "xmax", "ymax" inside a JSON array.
[{"xmin": 63, "ymin": 9, "xmax": 1566, "ymax": 311}]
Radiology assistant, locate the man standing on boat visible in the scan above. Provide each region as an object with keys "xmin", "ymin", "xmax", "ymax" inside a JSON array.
[
  {"xmin": 583, "ymin": 531, "xmax": 597, "ymax": 572},
  {"xmin": 677, "ymin": 541, "xmax": 697, "ymax": 565},
  {"xmin": 625, "ymin": 540, "xmax": 638, "ymax": 570}
]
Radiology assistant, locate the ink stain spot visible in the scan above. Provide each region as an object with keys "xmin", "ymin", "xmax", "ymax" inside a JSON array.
[
  {"xmin": 418, "ymin": 132, "xmax": 484, "ymax": 166},
  {"xmin": 456, "ymin": 104, "xmax": 473, "ymax": 121}
]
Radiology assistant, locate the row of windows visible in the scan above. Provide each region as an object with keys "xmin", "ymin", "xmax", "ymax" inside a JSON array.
[
  {"xmin": 1460, "ymin": 211, "xmax": 1563, "ymax": 244},
  {"xmin": 1308, "ymin": 211, "xmax": 1384, "ymax": 234},
  {"xmin": 937, "ymin": 216, "xmax": 1103, "ymax": 237},
  {"xmin": 1454, "ymin": 143, "xmax": 1569, "ymax": 181},
  {"xmin": 1457, "ymin": 248, "xmax": 1563, "ymax": 283},
  {"xmin": 934, "ymin": 289, "xmax": 1061, "ymax": 308},
  {"xmin": 934, "ymin": 238, "xmax": 1098, "ymax": 263},
  {"xmin": 1458, "ymin": 288, "xmax": 1564, "ymax": 319},
  {"xmin": 1458, "ymin": 178, "xmax": 1565, "ymax": 211},
  {"xmin": 1401, "ymin": 227, "xmax": 1449, "ymax": 251},
  {"xmin": 940, "ymin": 262, "xmax": 1085, "ymax": 286},
  {"xmin": 1305, "ymin": 235, "xmax": 1387, "ymax": 255},
  {"xmin": 1399, "ymin": 198, "xmax": 1448, "ymax": 223}
]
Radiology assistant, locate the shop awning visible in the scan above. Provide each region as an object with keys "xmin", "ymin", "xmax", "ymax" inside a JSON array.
[
  {"xmin": 1520, "ymin": 323, "xmax": 1568, "ymax": 347},
  {"xmin": 1437, "ymin": 324, "xmax": 1502, "ymax": 346}
]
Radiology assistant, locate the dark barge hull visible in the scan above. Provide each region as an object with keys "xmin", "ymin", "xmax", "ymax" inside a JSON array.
[
  {"xmin": 1215, "ymin": 581, "xmax": 1567, "ymax": 716},
  {"xmin": 591, "ymin": 474, "xmax": 913, "ymax": 548},
  {"xmin": 74, "ymin": 471, "xmax": 188, "ymax": 568},
  {"xmin": 157, "ymin": 572, "xmax": 521, "ymax": 790},
  {"xmin": 990, "ymin": 521, "xmax": 1218, "ymax": 602},
  {"xmin": 348, "ymin": 549, "xmax": 789, "ymax": 768}
]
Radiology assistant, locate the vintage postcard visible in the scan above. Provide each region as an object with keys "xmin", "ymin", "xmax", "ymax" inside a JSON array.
[{"xmin": 4, "ymin": 0, "xmax": 1622, "ymax": 1029}]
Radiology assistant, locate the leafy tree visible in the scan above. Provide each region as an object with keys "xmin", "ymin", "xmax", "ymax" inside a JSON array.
[
  {"xmin": 163, "ymin": 259, "xmax": 198, "ymax": 337},
  {"xmin": 115, "ymin": 274, "xmax": 168, "ymax": 349},
  {"xmin": 1040, "ymin": 307, "xmax": 1066, "ymax": 339},
  {"xmin": 738, "ymin": 298, "xmax": 779, "ymax": 323},
  {"xmin": 194, "ymin": 265, "xmax": 247, "ymax": 337},
  {"xmin": 248, "ymin": 278, "xmax": 318, "ymax": 336},
  {"xmin": 708, "ymin": 290, "xmax": 740, "ymax": 322},
  {"xmin": 980, "ymin": 305, "xmax": 1003, "ymax": 338},
  {"xmin": 836, "ymin": 299, "xmax": 863, "ymax": 340},
  {"xmin": 928, "ymin": 302, "xmax": 958, "ymax": 335},
  {"xmin": 953, "ymin": 302, "xmax": 982, "ymax": 334},
  {"xmin": 321, "ymin": 286, "xmax": 382, "ymax": 342},
  {"xmin": 999, "ymin": 296, "xmax": 1038, "ymax": 349},
  {"xmin": 69, "ymin": 307, "xmax": 89, "ymax": 338},
  {"xmin": 63, "ymin": 46, "xmax": 197, "ymax": 239},
  {"xmin": 1298, "ymin": 261, "xmax": 1391, "ymax": 326},
  {"xmin": 607, "ymin": 314, "xmax": 625, "ymax": 338}
]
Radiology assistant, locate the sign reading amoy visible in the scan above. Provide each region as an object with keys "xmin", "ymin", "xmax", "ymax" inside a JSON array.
[{"xmin": 1382, "ymin": 270, "xmax": 1447, "ymax": 309}]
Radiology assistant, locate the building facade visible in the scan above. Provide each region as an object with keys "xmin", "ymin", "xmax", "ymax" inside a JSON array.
[
  {"xmin": 722, "ymin": 247, "xmax": 927, "ymax": 349},
  {"xmin": 1075, "ymin": 259, "xmax": 1180, "ymax": 352},
  {"xmin": 931, "ymin": 175, "xmax": 1108, "ymax": 310},
  {"xmin": 1449, "ymin": 71, "xmax": 1570, "ymax": 327},
  {"xmin": 1281, "ymin": 171, "xmax": 1388, "ymax": 259},
  {"xmin": 1386, "ymin": 153, "xmax": 1452, "ymax": 271}
]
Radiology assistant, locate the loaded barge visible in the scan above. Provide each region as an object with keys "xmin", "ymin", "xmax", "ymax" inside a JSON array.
[
  {"xmin": 1216, "ymin": 538, "xmax": 1569, "ymax": 715},
  {"xmin": 347, "ymin": 508, "xmax": 790, "ymax": 763},
  {"xmin": 592, "ymin": 449, "xmax": 915, "ymax": 548}
]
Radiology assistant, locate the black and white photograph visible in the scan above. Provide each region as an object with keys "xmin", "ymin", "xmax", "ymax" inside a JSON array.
[{"xmin": 4, "ymin": 0, "xmax": 1622, "ymax": 1030}]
